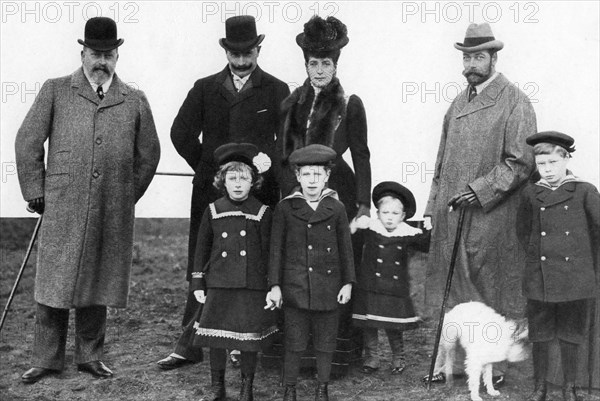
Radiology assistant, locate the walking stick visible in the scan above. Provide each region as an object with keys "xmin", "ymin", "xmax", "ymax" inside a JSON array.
[
  {"xmin": 588, "ymin": 299, "xmax": 597, "ymax": 394},
  {"xmin": 0, "ymin": 215, "xmax": 43, "ymax": 333},
  {"xmin": 426, "ymin": 207, "xmax": 466, "ymax": 389}
]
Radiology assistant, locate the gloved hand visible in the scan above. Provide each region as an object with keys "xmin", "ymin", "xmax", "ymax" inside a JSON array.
[
  {"xmin": 448, "ymin": 189, "xmax": 479, "ymax": 210},
  {"xmin": 27, "ymin": 197, "xmax": 45, "ymax": 214},
  {"xmin": 193, "ymin": 290, "xmax": 206, "ymax": 304}
]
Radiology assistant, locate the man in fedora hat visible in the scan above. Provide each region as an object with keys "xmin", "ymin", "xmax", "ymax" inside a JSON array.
[
  {"xmin": 422, "ymin": 22, "xmax": 537, "ymax": 384},
  {"xmin": 158, "ymin": 15, "xmax": 289, "ymax": 374},
  {"xmin": 15, "ymin": 17, "xmax": 160, "ymax": 383}
]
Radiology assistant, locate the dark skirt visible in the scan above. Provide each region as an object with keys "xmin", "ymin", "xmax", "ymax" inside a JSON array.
[
  {"xmin": 189, "ymin": 288, "xmax": 277, "ymax": 352},
  {"xmin": 352, "ymin": 289, "xmax": 421, "ymax": 331}
]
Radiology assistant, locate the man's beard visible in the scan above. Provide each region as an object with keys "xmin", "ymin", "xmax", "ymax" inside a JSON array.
[{"xmin": 463, "ymin": 64, "xmax": 492, "ymax": 86}]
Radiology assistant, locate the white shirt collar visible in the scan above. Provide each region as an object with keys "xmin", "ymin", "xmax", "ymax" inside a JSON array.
[
  {"xmin": 231, "ymin": 71, "xmax": 252, "ymax": 90},
  {"xmin": 474, "ymin": 71, "xmax": 499, "ymax": 95},
  {"xmin": 83, "ymin": 68, "xmax": 114, "ymax": 94},
  {"xmin": 535, "ymin": 174, "xmax": 579, "ymax": 190}
]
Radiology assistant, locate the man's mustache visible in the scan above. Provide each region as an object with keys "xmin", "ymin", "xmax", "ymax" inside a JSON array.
[
  {"xmin": 93, "ymin": 66, "xmax": 109, "ymax": 73},
  {"xmin": 463, "ymin": 69, "xmax": 484, "ymax": 77},
  {"xmin": 232, "ymin": 64, "xmax": 252, "ymax": 71}
]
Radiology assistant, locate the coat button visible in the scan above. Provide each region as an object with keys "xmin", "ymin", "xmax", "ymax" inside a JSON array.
[
  {"xmin": 308, "ymin": 245, "xmax": 313, "ymax": 250},
  {"xmin": 240, "ymin": 250, "xmax": 246, "ymax": 256},
  {"xmin": 327, "ymin": 269, "xmax": 332, "ymax": 274},
  {"xmin": 222, "ymin": 251, "xmax": 228, "ymax": 258},
  {"xmin": 395, "ymin": 261, "xmax": 400, "ymax": 265},
  {"xmin": 375, "ymin": 272, "xmax": 381, "ymax": 277},
  {"xmin": 378, "ymin": 244, "xmax": 384, "ymax": 248},
  {"xmin": 307, "ymin": 224, "xmax": 312, "ymax": 228},
  {"xmin": 540, "ymin": 207, "xmax": 545, "ymax": 211},
  {"xmin": 540, "ymin": 256, "xmax": 546, "ymax": 261},
  {"xmin": 95, "ymin": 137, "xmax": 102, "ymax": 145},
  {"xmin": 565, "ymin": 231, "xmax": 570, "ymax": 236},
  {"xmin": 92, "ymin": 171, "xmax": 99, "ymax": 178},
  {"xmin": 222, "ymin": 232, "xmax": 228, "ymax": 238},
  {"xmin": 327, "ymin": 225, "xmax": 331, "ymax": 230},
  {"xmin": 565, "ymin": 257, "xmax": 570, "ymax": 261},
  {"xmin": 327, "ymin": 248, "xmax": 331, "ymax": 253},
  {"xmin": 397, "ymin": 246, "xmax": 402, "ymax": 250},
  {"xmin": 564, "ymin": 205, "xmax": 569, "ymax": 210},
  {"xmin": 308, "ymin": 267, "xmax": 313, "ymax": 272},
  {"xmin": 240, "ymin": 230, "xmax": 246, "ymax": 237},
  {"xmin": 393, "ymin": 275, "xmax": 399, "ymax": 280},
  {"xmin": 377, "ymin": 258, "xmax": 383, "ymax": 263},
  {"xmin": 541, "ymin": 231, "xmax": 546, "ymax": 236}
]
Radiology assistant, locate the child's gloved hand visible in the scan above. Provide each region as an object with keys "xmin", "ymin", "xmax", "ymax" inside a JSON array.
[
  {"xmin": 194, "ymin": 290, "xmax": 206, "ymax": 304},
  {"xmin": 337, "ymin": 283, "xmax": 352, "ymax": 304},
  {"xmin": 349, "ymin": 215, "xmax": 370, "ymax": 234},
  {"xmin": 424, "ymin": 216, "xmax": 433, "ymax": 230},
  {"xmin": 265, "ymin": 286, "xmax": 282, "ymax": 310}
]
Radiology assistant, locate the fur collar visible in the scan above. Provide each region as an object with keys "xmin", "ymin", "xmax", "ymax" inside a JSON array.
[
  {"xmin": 281, "ymin": 77, "xmax": 347, "ymax": 160},
  {"xmin": 368, "ymin": 219, "xmax": 423, "ymax": 238}
]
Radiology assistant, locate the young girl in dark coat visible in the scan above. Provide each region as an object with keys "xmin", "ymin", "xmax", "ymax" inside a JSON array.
[
  {"xmin": 517, "ymin": 132, "xmax": 599, "ymax": 401},
  {"xmin": 189, "ymin": 143, "xmax": 277, "ymax": 401},
  {"xmin": 350, "ymin": 182, "xmax": 430, "ymax": 374}
]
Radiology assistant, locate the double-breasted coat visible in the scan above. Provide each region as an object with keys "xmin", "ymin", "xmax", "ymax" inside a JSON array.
[
  {"xmin": 15, "ymin": 68, "xmax": 160, "ymax": 309},
  {"xmin": 516, "ymin": 178, "xmax": 600, "ymax": 302},
  {"xmin": 424, "ymin": 73, "xmax": 537, "ymax": 317},
  {"xmin": 268, "ymin": 190, "xmax": 356, "ymax": 311},
  {"xmin": 170, "ymin": 66, "xmax": 290, "ymax": 281}
]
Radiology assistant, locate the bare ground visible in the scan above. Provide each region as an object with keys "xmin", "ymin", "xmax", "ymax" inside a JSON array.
[{"xmin": 1, "ymin": 218, "xmax": 598, "ymax": 401}]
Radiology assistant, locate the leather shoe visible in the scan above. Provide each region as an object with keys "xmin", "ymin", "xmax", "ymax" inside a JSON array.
[
  {"xmin": 77, "ymin": 361, "xmax": 113, "ymax": 378},
  {"xmin": 156, "ymin": 355, "xmax": 196, "ymax": 370},
  {"xmin": 22, "ymin": 367, "xmax": 59, "ymax": 384}
]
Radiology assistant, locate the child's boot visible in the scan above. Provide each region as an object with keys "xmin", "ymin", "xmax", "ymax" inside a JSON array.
[
  {"xmin": 282, "ymin": 384, "xmax": 296, "ymax": 401},
  {"xmin": 527, "ymin": 342, "xmax": 548, "ymax": 401},
  {"xmin": 239, "ymin": 372, "xmax": 254, "ymax": 401},
  {"xmin": 315, "ymin": 382, "xmax": 328, "ymax": 401},
  {"xmin": 200, "ymin": 369, "xmax": 226, "ymax": 401},
  {"xmin": 562, "ymin": 383, "xmax": 578, "ymax": 401}
]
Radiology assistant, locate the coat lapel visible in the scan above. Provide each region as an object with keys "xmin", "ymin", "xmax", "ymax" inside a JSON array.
[
  {"xmin": 309, "ymin": 198, "xmax": 336, "ymax": 223},
  {"xmin": 100, "ymin": 74, "xmax": 127, "ymax": 109},
  {"xmin": 216, "ymin": 66, "xmax": 237, "ymax": 104},
  {"xmin": 456, "ymin": 74, "xmax": 510, "ymax": 119},
  {"xmin": 535, "ymin": 182, "xmax": 576, "ymax": 206},
  {"xmin": 72, "ymin": 68, "xmax": 100, "ymax": 105},
  {"xmin": 230, "ymin": 66, "xmax": 263, "ymax": 106},
  {"xmin": 71, "ymin": 68, "xmax": 127, "ymax": 108}
]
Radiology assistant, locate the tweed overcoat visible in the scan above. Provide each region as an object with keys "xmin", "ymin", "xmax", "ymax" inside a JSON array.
[
  {"xmin": 268, "ymin": 191, "xmax": 356, "ymax": 311},
  {"xmin": 424, "ymin": 73, "xmax": 537, "ymax": 317},
  {"xmin": 170, "ymin": 66, "xmax": 290, "ymax": 280},
  {"xmin": 15, "ymin": 68, "xmax": 160, "ymax": 309},
  {"xmin": 516, "ymin": 179, "xmax": 600, "ymax": 302}
]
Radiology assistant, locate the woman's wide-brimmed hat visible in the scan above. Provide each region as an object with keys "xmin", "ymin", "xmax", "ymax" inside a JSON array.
[
  {"xmin": 372, "ymin": 181, "xmax": 417, "ymax": 219},
  {"xmin": 77, "ymin": 17, "xmax": 124, "ymax": 51},
  {"xmin": 219, "ymin": 16, "xmax": 265, "ymax": 52},
  {"xmin": 454, "ymin": 23, "xmax": 503, "ymax": 53},
  {"xmin": 296, "ymin": 15, "xmax": 349, "ymax": 52}
]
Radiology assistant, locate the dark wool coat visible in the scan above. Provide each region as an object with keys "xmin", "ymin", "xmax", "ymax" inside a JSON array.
[
  {"xmin": 279, "ymin": 78, "xmax": 371, "ymax": 218},
  {"xmin": 424, "ymin": 73, "xmax": 537, "ymax": 317},
  {"xmin": 15, "ymin": 68, "xmax": 160, "ymax": 309},
  {"xmin": 170, "ymin": 66, "xmax": 290, "ymax": 280},
  {"xmin": 191, "ymin": 196, "xmax": 272, "ymax": 292},
  {"xmin": 268, "ymin": 191, "xmax": 356, "ymax": 311},
  {"xmin": 517, "ymin": 179, "xmax": 600, "ymax": 302}
]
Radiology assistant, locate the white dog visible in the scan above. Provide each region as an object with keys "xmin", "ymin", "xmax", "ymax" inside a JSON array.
[{"xmin": 433, "ymin": 301, "xmax": 529, "ymax": 401}]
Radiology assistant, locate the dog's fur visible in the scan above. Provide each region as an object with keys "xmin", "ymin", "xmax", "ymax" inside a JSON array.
[{"xmin": 434, "ymin": 302, "xmax": 529, "ymax": 401}]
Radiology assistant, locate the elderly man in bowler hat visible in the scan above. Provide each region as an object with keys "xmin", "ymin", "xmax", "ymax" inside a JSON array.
[
  {"xmin": 15, "ymin": 17, "xmax": 160, "ymax": 383},
  {"xmin": 422, "ymin": 23, "xmax": 537, "ymax": 384},
  {"xmin": 157, "ymin": 15, "xmax": 290, "ymax": 371}
]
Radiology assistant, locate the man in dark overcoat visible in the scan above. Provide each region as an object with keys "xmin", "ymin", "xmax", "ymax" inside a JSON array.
[
  {"xmin": 157, "ymin": 15, "xmax": 290, "ymax": 369},
  {"xmin": 15, "ymin": 17, "xmax": 160, "ymax": 383},
  {"xmin": 423, "ymin": 23, "xmax": 537, "ymax": 383}
]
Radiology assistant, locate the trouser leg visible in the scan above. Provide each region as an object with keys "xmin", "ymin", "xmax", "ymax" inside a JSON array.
[
  {"xmin": 386, "ymin": 329, "xmax": 405, "ymax": 368},
  {"xmin": 362, "ymin": 327, "xmax": 380, "ymax": 368},
  {"xmin": 315, "ymin": 351, "xmax": 333, "ymax": 383},
  {"xmin": 209, "ymin": 347, "xmax": 227, "ymax": 371},
  {"xmin": 32, "ymin": 303, "xmax": 69, "ymax": 370},
  {"xmin": 74, "ymin": 305, "xmax": 107, "ymax": 364},
  {"xmin": 559, "ymin": 340, "xmax": 579, "ymax": 384},
  {"xmin": 532, "ymin": 341, "xmax": 549, "ymax": 383},
  {"xmin": 240, "ymin": 351, "xmax": 257, "ymax": 376},
  {"xmin": 284, "ymin": 351, "xmax": 302, "ymax": 385}
]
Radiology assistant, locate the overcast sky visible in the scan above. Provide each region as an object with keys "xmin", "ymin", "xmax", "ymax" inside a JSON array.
[{"xmin": 1, "ymin": 1, "xmax": 598, "ymax": 218}]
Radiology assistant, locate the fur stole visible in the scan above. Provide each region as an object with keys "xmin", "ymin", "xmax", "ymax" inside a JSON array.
[{"xmin": 281, "ymin": 77, "xmax": 347, "ymax": 161}]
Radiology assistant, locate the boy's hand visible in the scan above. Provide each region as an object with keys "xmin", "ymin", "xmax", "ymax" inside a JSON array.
[
  {"xmin": 424, "ymin": 216, "xmax": 433, "ymax": 230},
  {"xmin": 337, "ymin": 283, "xmax": 352, "ymax": 304},
  {"xmin": 193, "ymin": 290, "xmax": 206, "ymax": 304},
  {"xmin": 265, "ymin": 286, "xmax": 282, "ymax": 310}
]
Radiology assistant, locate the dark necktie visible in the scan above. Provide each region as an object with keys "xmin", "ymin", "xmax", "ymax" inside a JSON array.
[
  {"xmin": 468, "ymin": 86, "xmax": 477, "ymax": 102},
  {"xmin": 97, "ymin": 85, "xmax": 104, "ymax": 100}
]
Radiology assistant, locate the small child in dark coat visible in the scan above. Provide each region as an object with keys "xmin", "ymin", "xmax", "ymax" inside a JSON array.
[
  {"xmin": 517, "ymin": 131, "xmax": 599, "ymax": 401},
  {"xmin": 188, "ymin": 143, "xmax": 277, "ymax": 401},
  {"xmin": 266, "ymin": 144, "xmax": 355, "ymax": 401},
  {"xmin": 350, "ymin": 181, "xmax": 430, "ymax": 374}
]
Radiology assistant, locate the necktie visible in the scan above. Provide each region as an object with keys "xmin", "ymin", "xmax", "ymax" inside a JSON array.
[
  {"xmin": 233, "ymin": 76, "xmax": 244, "ymax": 92},
  {"xmin": 468, "ymin": 86, "xmax": 477, "ymax": 102},
  {"xmin": 97, "ymin": 85, "xmax": 104, "ymax": 100}
]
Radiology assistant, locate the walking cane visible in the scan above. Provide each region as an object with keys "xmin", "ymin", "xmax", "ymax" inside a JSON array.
[
  {"xmin": 0, "ymin": 215, "xmax": 42, "ymax": 333},
  {"xmin": 426, "ymin": 207, "xmax": 466, "ymax": 389},
  {"xmin": 587, "ymin": 299, "xmax": 597, "ymax": 394}
]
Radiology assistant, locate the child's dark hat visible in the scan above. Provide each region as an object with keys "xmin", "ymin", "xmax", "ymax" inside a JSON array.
[
  {"xmin": 77, "ymin": 17, "xmax": 124, "ymax": 51},
  {"xmin": 526, "ymin": 131, "xmax": 576, "ymax": 153},
  {"xmin": 289, "ymin": 144, "xmax": 336, "ymax": 166},
  {"xmin": 296, "ymin": 15, "xmax": 349, "ymax": 52},
  {"xmin": 214, "ymin": 143, "xmax": 259, "ymax": 169},
  {"xmin": 372, "ymin": 181, "xmax": 417, "ymax": 219}
]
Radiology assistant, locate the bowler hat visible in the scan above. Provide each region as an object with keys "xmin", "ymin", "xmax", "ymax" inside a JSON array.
[
  {"xmin": 77, "ymin": 17, "xmax": 124, "ymax": 51},
  {"xmin": 372, "ymin": 181, "xmax": 417, "ymax": 220},
  {"xmin": 289, "ymin": 144, "xmax": 336, "ymax": 166},
  {"xmin": 526, "ymin": 131, "xmax": 576, "ymax": 153},
  {"xmin": 296, "ymin": 15, "xmax": 349, "ymax": 52},
  {"xmin": 454, "ymin": 23, "xmax": 503, "ymax": 53},
  {"xmin": 214, "ymin": 143, "xmax": 259, "ymax": 169},
  {"xmin": 219, "ymin": 16, "xmax": 265, "ymax": 52}
]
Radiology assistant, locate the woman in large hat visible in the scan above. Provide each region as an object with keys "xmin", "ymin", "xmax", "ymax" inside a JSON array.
[{"xmin": 273, "ymin": 15, "xmax": 372, "ymax": 377}]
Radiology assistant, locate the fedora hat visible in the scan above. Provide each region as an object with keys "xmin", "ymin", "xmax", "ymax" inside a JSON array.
[
  {"xmin": 77, "ymin": 17, "xmax": 124, "ymax": 51},
  {"xmin": 219, "ymin": 16, "xmax": 265, "ymax": 52},
  {"xmin": 296, "ymin": 15, "xmax": 349, "ymax": 52},
  {"xmin": 372, "ymin": 181, "xmax": 417, "ymax": 219},
  {"xmin": 454, "ymin": 23, "xmax": 503, "ymax": 53}
]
